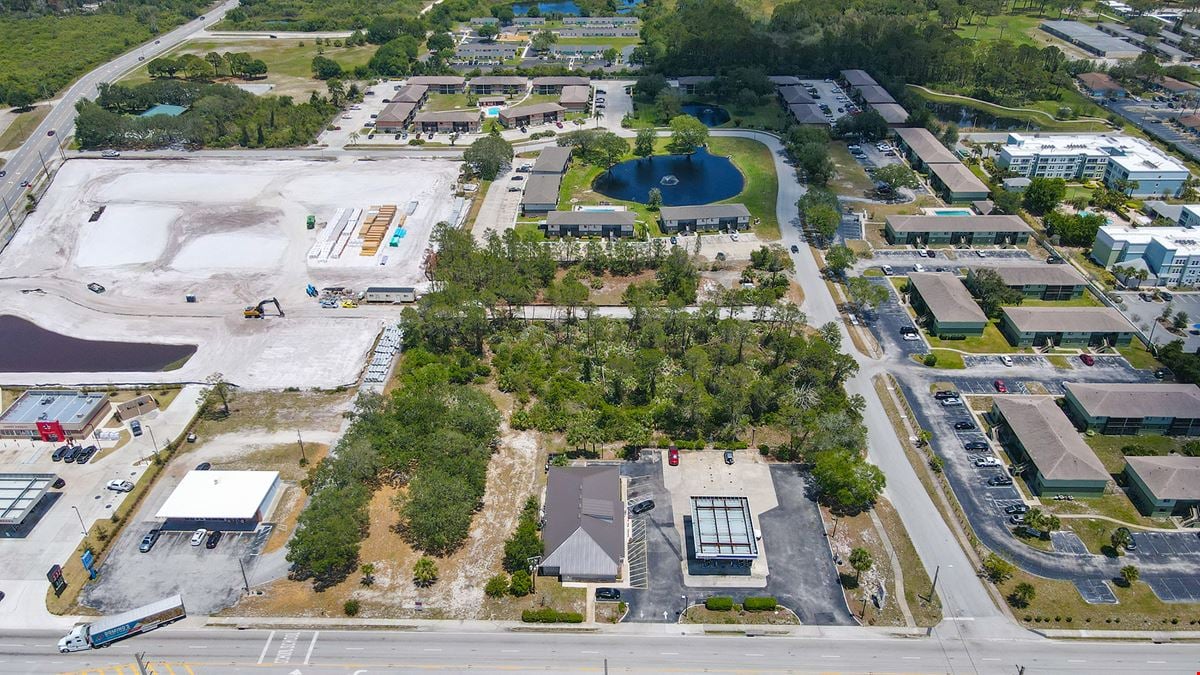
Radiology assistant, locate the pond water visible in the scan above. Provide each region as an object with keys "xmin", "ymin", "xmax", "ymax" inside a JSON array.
[
  {"xmin": 512, "ymin": 0, "xmax": 640, "ymax": 15},
  {"xmin": 592, "ymin": 146, "xmax": 744, "ymax": 206},
  {"xmin": 680, "ymin": 104, "xmax": 730, "ymax": 127},
  {"xmin": 0, "ymin": 315, "xmax": 196, "ymax": 373},
  {"xmin": 927, "ymin": 102, "xmax": 1035, "ymax": 131}
]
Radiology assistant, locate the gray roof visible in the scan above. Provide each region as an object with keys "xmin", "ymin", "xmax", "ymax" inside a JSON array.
[
  {"xmin": 1065, "ymin": 382, "xmax": 1200, "ymax": 419},
  {"xmin": 407, "ymin": 76, "xmax": 465, "ymax": 86},
  {"xmin": 0, "ymin": 389, "xmax": 107, "ymax": 425},
  {"xmin": 691, "ymin": 496, "xmax": 758, "ymax": 559},
  {"xmin": 469, "ymin": 76, "xmax": 528, "ymax": 86},
  {"xmin": 660, "ymin": 203, "xmax": 750, "ymax": 221},
  {"xmin": 676, "ymin": 75, "xmax": 714, "ymax": 85},
  {"xmin": 413, "ymin": 109, "xmax": 480, "ymax": 123},
  {"xmin": 1040, "ymin": 20, "xmax": 1143, "ymax": 58},
  {"xmin": 532, "ymin": 76, "xmax": 590, "ymax": 87},
  {"xmin": 542, "ymin": 466, "xmax": 624, "ymax": 577},
  {"xmin": 973, "ymin": 199, "xmax": 995, "ymax": 215},
  {"xmin": 521, "ymin": 173, "xmax": 562, "ymax": 205},
  {"xmin": 1001, "ymin": 306, "xmax": 1133, "ymax": 334},
  {"xmin": 994, "ymin": 397, "xmax": 1110, "ymax": 483},
  {"xmin": 500, "ymin": 102, "xmax": 565, "ymax": 120},
  {"xmin": 840, "ymin": 69, "xmax": 877, "ymax": 87},
  {"xmin": 532, "ymin": 146, "xmax": 572, "ymax": 174},
  {"xmin": 871, "ymin": 103, "xmax": 910, "ymax": 124},
  {"xmin": 392, "ymin": 84, "xmax": 427, "ymax": 103},
  {"xmin": 907, "ymin": 272, "xmax": 988, "ymax": 324},
  {"xmin": 1143, "ymin": 200, "xmax": 1184, "ymax": 222},
  {"xmin": 559, "ymin": 85, "xmax": 591, "ymax": 105},
  {"xmin": 855, "ymin": 85, "xmax": 895, "ymax": 104},
  {"xmin": 0, "ymin": 473, "xmax": 56, "ymax": 526},
  {"xmin": 778, "ymin": 85, "xmax": 814, "ymax": 105},
  {"xmin": 928, "ymin": 161, "xmax": 989, "ymax": 195},
  {"xmin": 985, "ymin": 264, "xmax": 1085, "ymax": 287},
  {"xmin": 1126, "ymin": 456, "xmax": 1200, "ymax": 501},
  {"xmin": 887, "ymin": 214, "xmax": 1032, "ymax": 233},
  {"xmin": 377, "ymin": 101, "xmax": 417, "ymax": 125},
  {"xmin": 893, "ymin": 127, "xmax": 959, "ymax": 164},
  {"xmin": 790, "ymin": 104, "xmax": 827, "ymax": 124},
  {"xmin": 546, "ymin": 210, "xmax": 636, "ymax": 226}
]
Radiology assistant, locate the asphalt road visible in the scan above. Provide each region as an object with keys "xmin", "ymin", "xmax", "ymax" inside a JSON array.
[
  {"xmin": 10, "ymin": 625, "xmax": 1200, "ymax": 674},
  {"xmin": 0, "ymin": 1, "xmax": 239, "ymax": 242}
]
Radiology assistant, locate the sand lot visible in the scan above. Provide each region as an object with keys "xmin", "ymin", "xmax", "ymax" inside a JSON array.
[{"xmin": 0, "ymin": 156, "xmax": 462, "ymax": 389}]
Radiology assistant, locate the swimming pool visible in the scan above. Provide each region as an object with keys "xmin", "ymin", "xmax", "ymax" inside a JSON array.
[
  {"xmin": 484, "ymin": 106, "xmax": 501, "ymax": 118},
  {"xmin": 931, "ymin": 209, "xmax": 973, "ymax": 216}
]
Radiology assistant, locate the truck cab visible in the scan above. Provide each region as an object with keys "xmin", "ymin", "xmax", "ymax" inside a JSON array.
[{"xmin": 58, "ymin": 626, "xmax": 90, "ymax": 653}]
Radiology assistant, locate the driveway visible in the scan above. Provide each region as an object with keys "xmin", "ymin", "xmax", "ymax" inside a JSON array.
[
  {"xmin": 472, "ymin": 169, "xmax": 524, "ymax": 242},
  {"xmin": 863, "ymin": 277, "xmax": 926, "ymax": 359},
  {"xmin": 1115, "ymin": 290, "xmax": 1200, "ymax": 351}
]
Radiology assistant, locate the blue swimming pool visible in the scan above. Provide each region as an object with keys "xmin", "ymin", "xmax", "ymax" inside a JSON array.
[
  {"xmin": 931, "ymin": 209, "xmax": 973, "ymax": 216},
  {"xmin": 484, "ymin": 106, "xmax": 501, "ymax": 117}
]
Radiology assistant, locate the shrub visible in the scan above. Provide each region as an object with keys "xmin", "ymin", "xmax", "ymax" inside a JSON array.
[
  {"xmin": 758, "ymin": 444, "xmax": 770, "ymax": 456},
  {"xmin": 929, "ymin": 456, "xmax": 944, "ymax": 473},
  {"xmin": 521, "ymin": 608, "xmax": 584, "ymax": 623},
  {"xmin": 742, "ymin": 596, "xmax": 777, "ymax": 611},
  {"xmin": 485, "ymin": 574, "xmax": 508, "ymax": 598},
  {"xmin": 923, "ymin": 353, "xmax": 938, "ymax": 367},
  {"xmin": 343, "ymin": 599, "xmax": 360, "ymax": 616},
  {"xmin": 509, "ymin": 569, "xmax": 532, "ymax": 597},
  {"xmin": 705, "ymin": 596, "xmax": 734, "ymax": 611}
]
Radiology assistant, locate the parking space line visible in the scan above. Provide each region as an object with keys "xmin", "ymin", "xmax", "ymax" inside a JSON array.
[
  {"xmin": 303, "ymin": 631, "xmax": 319, "ymax": 665},
  {"xmin": 257, "ymin": 630, "xmax": 275, "ymax": 665}
]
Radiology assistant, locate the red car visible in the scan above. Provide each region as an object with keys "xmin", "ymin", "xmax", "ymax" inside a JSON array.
[
  {"xmin": 1079, "ymin": 353, "xmax": 1095, "ymax": 366},
  {"xmin": 993, "ymin": 379, "xmax": 1007, "ymax": 393},
  {"xmin": 668, "ymin": 445, "xmax": 679, "ymax": 466}
]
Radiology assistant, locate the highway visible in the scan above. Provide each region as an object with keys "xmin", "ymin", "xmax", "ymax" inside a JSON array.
[
  {"xmin": 0, "ymin": 0, "xmax": 240, "ymax": 238},
  {"xmin": 6, "ymin": 625, "xmax": 1200, "ymax": 674}
]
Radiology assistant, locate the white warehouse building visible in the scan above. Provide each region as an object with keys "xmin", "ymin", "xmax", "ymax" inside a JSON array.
[
  {"xmin": 155, "ymin": 470, "xmax": 280, "ymax": 531},
  {"xmin": 998, "ymin": 133, "xmax": 1189, "ymax": 197}
]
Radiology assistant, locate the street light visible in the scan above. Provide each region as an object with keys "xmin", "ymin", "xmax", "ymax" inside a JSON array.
[
  {"xmin": 145, "ymin": 424, "xmax": 160, "ymax": 462},
  {"xmin": 71, "ymin": 505, "xmax": 87, "ymax": 536}
]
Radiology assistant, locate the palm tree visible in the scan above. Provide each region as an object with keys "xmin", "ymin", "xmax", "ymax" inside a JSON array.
[{"xmin": 413, "ymin": 557, "xmax": 438, "ymax": 588}]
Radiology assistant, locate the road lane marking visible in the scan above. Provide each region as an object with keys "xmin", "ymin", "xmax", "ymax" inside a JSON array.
[
  {"xmin": 257, "ymin": 630, "xmax": 275, "ymax": 665},
  {"xmin": 581, "ymin": 651, "xmax": 598, "ymax": 654},
  {"xmin": 187, "ymin": 646, "xmax": 207, "ymax": 649},
  {"xmin": 660, "ymin": 652, "xmax": 679, "ymax": 655},
  {"xmin": 0, "ymin": 644, "xmax": 25, "ymax": 647},
  {"xmin": 1147, "ymin": 661, "xmax": 1166, "ymax": 664},
  {"xmin": 345, "ymin": 647, "xmax": 364, "ymax": 651},
  {"xmin": 424, "ymin": 648, "xmax": 442, "ymax": 652},
  {"xmin": 903, "ymin": 656, "xmax": 920, "ymax": 660},
  {"xmin": 744, "ymin": 653, "xmax": 762, "ymax": 657},
  {"xmin": 821, "ymin": 655, "xmax": 841, "ymax": 658},
  {"xmin": 303, "ymin": 631, "xmax": 320, "ymax": 665},
  {"xmin": 502, "ymin": 649, "xmax": 520, "ymax": 653},
  {"xmin": 1068, "ymin": 659, "xmax": 1086, "ymax": 663}
]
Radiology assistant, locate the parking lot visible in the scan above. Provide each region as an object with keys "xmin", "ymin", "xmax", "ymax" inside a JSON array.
[
  {"xmin": 620, "ymin": 453, "xmax": 852, "ymax": 624},
  {"xmin": 1116, "ymin": 290, "xmax": 1200, "ymax": 351},
  {"xmin": 1102, "ymin": 98, "xmax": 1200, "ymax": 165},
  {"xmin": 864, "ymin": 277, "xmax": 927, "ymax": 358}
]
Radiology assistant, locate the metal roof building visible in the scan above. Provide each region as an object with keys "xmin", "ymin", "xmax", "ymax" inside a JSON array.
[
  {"xmin": 0, "ymin": 389, "xmax": 110, "ymax": 442},
  {"xmin": 540, "ymin": 466, "xmax": 624, "ymax": 581},
  {"xmin": 690, "ymin": 496, "xmax": 758, "ymax": 560},
  {"xmin": 0, "ymin": 473, "xmax": 57, "ymax": 526},
  {"xmin": 155, "ymin": 471, "xmax": 280, "ymax": 531}
]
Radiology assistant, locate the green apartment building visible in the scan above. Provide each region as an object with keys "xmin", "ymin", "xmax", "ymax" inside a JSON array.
[
  {"xmin": 991, "ymin": 397, "xmax": 1111, "ymax": 498},
  {"xmin": 999, "ymin": 307, "xmax": 1134, "ymax": 348},
  {"xmin": 1123, "ymin": 456, "xmax": 1200, "ymax": 517},
  {"xmin": 1062, "ymin": 382, "xmax": 1200, "ymax": 436},
  {"xmin": 884, "ymin": 215, "xmax": 1033, "ymax": 246},
  {"xmin": 968, "ymin": 265, "xmax": 1087, "ymax": 300},
  {"xmin": 906, "ymin": 272, "xmax": 988, "ymax": 338}
]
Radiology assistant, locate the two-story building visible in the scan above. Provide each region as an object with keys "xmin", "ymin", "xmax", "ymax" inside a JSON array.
[
  {"xmin": 658, "ymin": 204, "xmax": 750, "ymax": 233},
  {"xmin": 468, "ymin": 76, "xmax": 528, "ymax": 96},
  {"xmin": 968, "ymin": 265, "xmax": 1087, "ymax": 300},
  {"xmin": 544, "ymin": 210, "xmax": 636, "ymax": 238},
  {"xmin": 991, "ymin": 397, "xmax": 1111, "ymax": 498},
  {"xmin": 884, "ymin": 215, "xmax": 1032, "ymax": 247},
  {"xmin": 998, "ymin": 306, "xmax": 1135, "ymax": 348},
  {"xmin": 1062, "ymin": 382, "xmax": 1200, "ymax": 436},
  {"xmin": 905, "ymin": 272, "xmax": 988, "ymax": 338}
]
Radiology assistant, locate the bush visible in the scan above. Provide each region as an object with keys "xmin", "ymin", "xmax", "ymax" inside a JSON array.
[
  {"xmin": 758, "ymin": 444, "xmax": 770, "ymax": 456},
  {"xmin": 509, "ymin": 569, "xmax": 532, "ymax": 597},
  {"xmin": 521, "ymin": 608, "xmax": 584, "ymax": 623},
  {"xmin": 923, "ymin": 353, "xmax": 938, "ymax": 367},
  {"xmin": 343, "ymin": 599, "xmax": 360, "ymax": 616},
  {"xmin": 929, "ymin": 456, "xmax": 944, "ymax": 473},
  {"xmin": 485, "ymin": 574, "xmax": 508, "ymax": 598},
  {"xmin": 705, "ymin": 596, "xmax": 734, "ymax": 611},
  {"xmin": 742, "ymin": 596, "xmax": 777, "ymax": 611}
]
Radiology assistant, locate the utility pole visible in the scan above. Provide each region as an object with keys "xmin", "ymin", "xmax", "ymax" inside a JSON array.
[
  {"xmin": 929, "ymin": 565, "xmax": 940, "ymax": 602},
  {"xmin": 296, "ymin": 430, "xmax": 307, "ymax": 463},
  {"xmin": 134, "ymin": 652, "xmax": 150, "ymax": 675},
  {"xmin": 238, "ymin": 558, "xmax": 250, "ymax": 593},
  {"xmin": 146, "ymin": 424, "xmax": 160, "ymax": 462}
]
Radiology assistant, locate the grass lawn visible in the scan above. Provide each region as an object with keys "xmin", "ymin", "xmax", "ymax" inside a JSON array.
[
  {"xmin": 1014, "ymin": 293, "xmax": 1103, "ymax": 308},
  {"xmin": 829, "ymin": 142, "xmax": 877, "ymax": 197},
  {"xmin": 1046, "ymin": 355, "xmax": 1071, "ymax": 369},
  {"xmin": 1001, "ymin": 566, "xmax": 1200, "ymax": 631},
  {"xmin": 1085, "ymin": 433, "xmax": 1186, "ymax": 474},
  {"xmin": 1066, "ymin": 248, "xmax": 1117, "ymax": 289},
  {"xmin": 555, "ymin": 36, "xmax": 639, "ymax": 49},
  {"xmin": 513, "ymin": 222, "xmax": 547, "ymax": 240},
  {"xmin": 928, "ymin": 349, "xmax": 966, "ymax": 369},
  {"xmin": 924, "ymin": 321, "xmax": 1016, "ymax": 354},
  {"xmin": 425, "ymin": 93, "xmax": 473, "ymax": 112},
  {"xmin": 907, "ymin": 85, "xmax": 1110, "ymax": 132},
  {"xmin": 1118, "ymin": 339, "xmax": 1164, "ymax": 372},
  {"xmin": 1065, "ymin": 183, "xmax": 1098, "ymax": 202},
  {"xmin": 953, "ymin": 12, "xmax": 1042, "ymax": 47},
  {"xmin": 726, "ymin": 101, "xmax": 788, "ymax": 132},
  {"xmin": 708, "ymin": 136, "xmax": 779, "ymax": 239},
  {"xmin": 0, "ymin": 104, "xmax": 50, "ymax": 152},
  {"xmin": 121, "ymin": 38, "xmax": 376, "ymax": 99}
]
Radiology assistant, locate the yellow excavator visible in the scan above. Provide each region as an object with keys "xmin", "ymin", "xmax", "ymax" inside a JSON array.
[{"xmin": 243, "ymin": 297, "xmax": 284, "ymax": 319}]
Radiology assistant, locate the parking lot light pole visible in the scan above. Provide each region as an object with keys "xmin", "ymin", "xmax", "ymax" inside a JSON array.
[
  {"xmin": 238, "ymin": 558, "xmax": 250, "ymax": 594},
  {"xmin": 526, "ymin": 555, "xmax": 541, "ymax": 593},
  {"xmin": 146, "ymin": 425, "xmax": 160, "ymax": 461},
  {"xmin": 71, "ymin": 506, "xmax": 87, "ymax": 535}
]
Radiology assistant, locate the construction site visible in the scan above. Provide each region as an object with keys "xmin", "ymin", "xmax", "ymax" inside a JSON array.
[{"xmin": 0, "ymin": 156, "xmax": 464, "ymax": 389}]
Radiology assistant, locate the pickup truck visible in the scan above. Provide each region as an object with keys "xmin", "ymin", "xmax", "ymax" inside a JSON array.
[{"xmin": 58, "ymin": 595, "xmax": 185, "ymax": 652}]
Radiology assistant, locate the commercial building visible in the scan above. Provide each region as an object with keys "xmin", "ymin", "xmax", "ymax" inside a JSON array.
[
  {"xmin": 1091, "ymin": 224, "xmax": 1200, "ymax": 286},
  {"xmin": 991, "ymin": 397, "xmax": 1111, "ymax": 498},
  {"xmin": 1124, "ymin": 456, "xmax": 1200, "ymax": 517},
  {"xmin": 520, "ymin": 174, "xmax": 562, "ymax": 214},
  {"xmin": 533, "ymin": 76, "xmax": 590, "ymax": 94},
  {"xmin": 997, "ymin": 133, "xmax": 1189, "ymax": 197},
  {"xmin": 999, "ymin": 306, "xmax": 1134, "ymax": 347},
  {"xmin": 364, "ymin": 287, "xmax": 417, "ymax": 304},
  {"xmin": 659, "ymin": 204, "xmax": 751, "ymax": 233},
  {"xmin": 405, "ymin": 76, "xmax": 466, "ymax": 94},
  {"xmin": 1076, "ymin": 72, "xmax": 1126, "ymax": 98},
  {"xmin": 544, "ymin": 210, "xmax": 636, "ymax": 238},
  {"xmin": 1097, "ymin": 23, "xmax": 1189, "ymax": 62},
  {"xmin": 0, "ymin": 390, "xmax": 109, "ymax": 442},
  {"xmin": 468, "ymin": 76, "xmax": 528, "ymax": 96},
  {"xmin": 690, "ymin": 496, "xmax": 759, "ymax": 561},
  {"xmin": 375, "ymin": 102, "xmax": 418, "ymax": 132},
  {"xmin": 499, "ymin": 102, "xmax": 564, "ymax": 128},
  {"xmin": 114, "ymin": 395, "xmax": 157, "ymax": 422},
  {"xmin": 539, "ymin": 466, "xmax": 624, "ymax": 582},
  {"xmin": 155, "ymin": 470, "xmax": 281, "ymax": 531},
  {"xmin": 0, "ymin": 473, "xmax": 57, "ymax": 527},
  {"xmin": 968, "ymin": 265, "xmax": 1086, "ymax": 300},
  {"xmin": 532, "ymin": 146, "xmax": 572, "ymax": 174},
  {"xmin": 906, "ymin": 272, "xmax": 988, "ymax": 338},
  {"xmin": 1063, "ymin": 382, "xmax": 1200, "ymax": 436},
  {"xmin": 559, "ymin": 85, "xmax": 591, "ymax": 111},
  {"xmin": 412, "ymin": 110, "xmax": 482, "ymax": 134},
  {"xmin": 1040, "ymin": 20, "xmax": 1144, "ymax": 59},
  {"xmin": 884, "ymin": 214, "xmax": 1032, "ymax": 246}
]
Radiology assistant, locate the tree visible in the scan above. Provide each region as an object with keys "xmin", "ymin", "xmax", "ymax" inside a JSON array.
[
  {"xmin": 634, "ymin": 73, "xmax": 668, "ymax": 100},
  {"xmin": 657, "ymin": 247, "xmax": 700, "ymax": 303},
  {"xmin": 811, "ymin": 449, "xmax": 886, "ymax": 512},
  {"xmin": 1010, "ymin": 582, "xmax": 1036, "ymax": 608},
  {"xmin": 427, "ymin": 32, "xmax": 454, "ymax": 53},
  {"xmin": 1044, "ymin": 210, "xmax": 1106, "ymax": 247},
  {"xmin": 647, "ymin": 187, "xmax": 663, "ymax": 210},
  {"xmin": 1175, "ymin": 311, "xmax": 1190, "ymax": 331},
  {"xmin": 804, "ymin": 203, "xmax": 840, "ymax": 245},
  {"xmin": 531, "ymin": 30, "xmax": 557, "ymax": 52},
  {"xmin": 595, "ymin": 132, "xmax": 629, "ymax": 170},
  {"xmin": 508, "ymin": 568, "xmax": 532, "ymax": 596},
  {"xmin": 6, "ymin": 85, "xmax": 36, "ymax": 110},
  {"xmin": 485, "ymin": 574, "xmax": 508, "ymax": 597},
  {"xmin": 360, "ymin": 563, "xmax": 375, "ymax": 586},
  {"xmin": 964, "ymin": 268, "xmax": 1023, "ymax": 318},
  {"xmin": 792, "ymin": 142, "xmax": 834, "ymax": 185},
  {"xmin": 982, "ymin": 553, "xmax": 1015, "ymax": 583},
  {"xmin": 243, "ymin": 59, "xmax": 268, "ymax": 79},
  {"xmin": 203, "ymin": 372, "xmax": 234, "ymax": 417},
  {"xmin": 1120, "ymin": 564, "xmax": 1140, "ymax": 587},
  {"xmin": 846, "ymin": 276, "xmax": 888, "ymax": 315},
  {"xmin": 849, "ymin": 547, "xmax": 873, "ymax": 582},
  {"xmin": 464, "ymin": 135, "xmax": 514, "ymax": 180},
  {"xmin": 873, "ymin": 163, "xmax": 920, "ymax": 191},
  {"xmin": 311, "ymin": 55, "xmax": 343, "ymax": 80},
  {"xmin": 735, "ymin": 88, "xmax": 760, "ymax": 112},
  {"xmin": 413, "ymin": 556, "xmax": 438, "ymax": 587},
  {"xmin": 477, "ymin": 24, "xmax": 499, "ymax": 41},
  {"xmin": 835, "ymin": 109, "xmax": 889, "ymax": 141},
  {"xmin": 369, "ymin": 36, "xmax": 420, "ymax": 77},
  {"xmin": 634, "ymin": 127, "xmax": 656, "ymax": 159},
  {"xmin": 1023, "ymin": 177, "xmax": 1067, "ymax": 215},
  {"xmin": 667, "ymin": 115, "xmax": 709, "ymax": 155},
  {"xmin": 825, "ymin": 244, "xmax": 857, "ymax": 277},
  {"xmin": 503, "ymin": 497, "xmax": 542, "ymax": 572},
  {"xmin": 603, "ymin": 47, "xmax": 620, "ymax": 64},
  {"xmin": 1111, "ymin": 527, "xmax": 1133, "ymax": 553}
]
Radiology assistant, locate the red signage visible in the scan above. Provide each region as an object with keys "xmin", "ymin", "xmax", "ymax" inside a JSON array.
[{"xmin": 35, "ymin": 421, "xmax": 65, "ymax": 443}]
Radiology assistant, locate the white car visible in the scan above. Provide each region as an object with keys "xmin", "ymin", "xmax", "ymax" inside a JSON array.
[
  {"xmin": 100, "ymin": 149, "xmax": 120, "ymax": 158},
  {"xmin": 902, "ymin": 333, "xmax": 921, "ymax": 341},
  {"xmin": 881, "ymin": 264, "xmax": 894, "ymax": 276},
  {"xmin": 190, "ymin": 528, "xmax": 208, "ymax": 546},
  {"xmin": 1000, "ymin": 355, "xmax": 1013, "ymax": 367},
  {"xmin": 940, "ymin": 397, "xmax": 963, "ymax": 407},
  {"xmin": 974, "ymin": 457, "xmax": 1002, "ymax": 467},
  {"xmin": 913, "ymin": 263, "xmax": 926, "ymax": 272},
  {"xmin": 105, "ymin": 480, "xmax": 134, "ymax": 493}
]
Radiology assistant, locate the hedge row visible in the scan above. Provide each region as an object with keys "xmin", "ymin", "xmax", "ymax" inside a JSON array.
[
  {"xmin": 521, "ymin": 608, "xmax": 584, "ymax": 623},
  {"xmin": 705, "ymin": 596, "xmax": 734, "ymax": 611},
  {"xmin": 743, "ymin": 596, "xmax": 777, "ymax": 611},
  {"xmin": 652, "ymin": 440, "xmax": 750, "ymax": 450}
]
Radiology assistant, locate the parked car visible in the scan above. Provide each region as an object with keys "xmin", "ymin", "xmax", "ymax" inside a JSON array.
[
  {"xmin": 988, "ymin": 475, "xmax": 1014, "ymax": 486},
  {"xmin": 1009, "ymin": 514, "xmax": 1026, "ymax": 525},
  {"xmin": 52, "ymin": 477, "xmax": 66, "ymax": 489},
  {"xmin": 1046, "ymin": 255, "xmax": 1064, "ymax": 264},
  {"xmin": 668, "ymin": 445, "xmax": 679, "ymax": 466},
  {"xmin": 724, "ymin": 451, "xmax": 734, "ymax": 465},
  {"xmin": 129, "ymin": 420, "xmax": 142, "ymax": 436},
  {"xmin": 954, "ymin": 421, "xmax": 976, "ymax": 430},
  {"xmin": 76, "ymin": 445, "xmax": 97, "ymax": 464},
  {"xmin": 106, "ymin": 480, "xmax": 134, "ymax": 492},
  {"xmin": 190, "ymin": 528, "xmax": 207, "ymax": 546},
  {"xmin": 195, "ymin": 462, "xmax": 212, "ymax": 471},
  {"xmin": 913, "ymin": 263, "xmax": 926, "ymax": 273},
  {"xmin": 933, "ymin": 390, "xmax": 959, "ymax": 400},
  {"xmin": 1005, "ymin": 504, "xmax": 1030, "ymax": 515},
  {"xmin": 902, "ymin": 332, "xmax": 920, "ymax": 341},
  {"xmin": 1000, "ymin": 355, "xmax": 1013, "ymax": 367},
  {"xmin": 630, "ymin": 499, "xmax": 655, "ymax": 515},
  {"xmin": 139, "ymin": 529, "xmax": 161, "ymax": 553},
  {"xmin": 964, "ymin": 440, "xmax": 990, "ymax": 451},
  {"xmin": 100, "ymin": 150, "xmax": 120, "ymax": 158},
  {"xmin": 511, "ymin": 175, "xmax": 524, "ymax": 181},
  {"xmin": 205, "ymin": 530, "xmax": 223, "ymax": 549},
  {"xmin": 186, "ymin": 432, "xmax": 197, "ymax": 443},
  {"xmin": 46, "ymin": 130, "xmax": 55, "ymax": 137},
  {"xmin": 993, "ymin": 379, "xmax": 1007, "ymax": 393},
  {"xmin": 940, "ymin": 397, "xmax": 963, "ymax": 407},
  {"xmin": 1079, "ymin": 353, "xmax": 1095, "ymax": 366},
  {"xmin": 595, "ymin": 588, "xmax": 621, "ymax": 601},
  {"xmin": 63, "ymin": 446, "xmax": 81, "ymax": 463},
  {"xmin": 51, "ymin": 445, "xmax": 68, "ymax": 461},
  {"xmin": 87, "ymin": 282, "xmax": 105, "ymax": 294},
  {"xmin": 790, "ymin": 245, "xmax": 799, "ymax": 253},
  {"xmin": 881, "ymin": 265, "xmax": 894, "ymax": 276},
  {"xmin": 975, "ymin": 457, "xmax": 1001, "ymax": 467}
]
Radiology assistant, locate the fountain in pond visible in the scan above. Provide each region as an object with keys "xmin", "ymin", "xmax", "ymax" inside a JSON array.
[
  {"xmin": 660, "ymin": 175, "xmax": 679, "ymax": 186},
  {"xmin": 592, "ymin": 146, "xmax": 743, "ymax": 206}
]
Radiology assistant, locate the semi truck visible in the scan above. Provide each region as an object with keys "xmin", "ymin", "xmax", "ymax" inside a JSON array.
[{"xmin": 58, "ymin": 595, "xmax": 185, "ymax": 652}]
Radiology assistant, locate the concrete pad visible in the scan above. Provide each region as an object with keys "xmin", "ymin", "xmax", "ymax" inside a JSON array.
[
  {"xmin": 75, "ymin": 205, "xmax": 175, "ymax": 267},
  {"xmin": 171, "ymin": 232, "xmax": 286, "ymax": 271}
]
